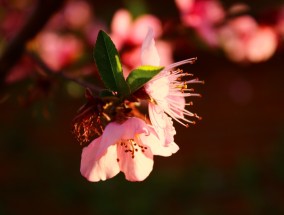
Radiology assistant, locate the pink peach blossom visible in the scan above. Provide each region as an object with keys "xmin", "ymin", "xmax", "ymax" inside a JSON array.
[
  {"xmin": 141, "ymin": 29, "xmax": 202, "ymax": 145},
  {"xmin": 80, "ymin": 117, "xmax": 178, "ymax": 182}
]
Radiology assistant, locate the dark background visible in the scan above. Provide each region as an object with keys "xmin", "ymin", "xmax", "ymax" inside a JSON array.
[{"xmin": 1, "ymin": 0, "xmax": 284, "ymax": 214}]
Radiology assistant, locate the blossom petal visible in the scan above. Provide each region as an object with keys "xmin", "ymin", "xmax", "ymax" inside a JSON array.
[
  {"xmin": 140, "ymin": 129, "xmax": 179, "ymax": 157},
  {"xmin": 141, "ymin": 28, "xmax": 160, "ymax": 66},
  {"xmin": 168, "ymin": 94, "xmax": 186, "ymax": 118},
  {"xmin": 148, "ymin": 103, "xmax": 167, "ymax": 129},
  {"xmin": 117, "ymin": 135, "xmax": 154, "ymax": 181},
  {"xmin": 145, "ymin": 75, "xmax": 170, "ymax": 99},
  {"xmin": 80, "ymin": 137, "xmax": 120, "ymax": 182},
  {"xmin": 96, "ymin": 118, "xmax": 148, "ymax": 158},
  {"xmin": 148, "ymin": 103, "xmax": 177, "ymax": 146}
]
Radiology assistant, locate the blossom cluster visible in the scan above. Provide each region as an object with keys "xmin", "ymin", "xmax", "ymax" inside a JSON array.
[
  {"xmin": 3, "ymin": 0, "xmax": 284, "ymax": 86},
  {"xmin": 175, "ymin": 0, "xmax": 284, "ymax": 63},
  {"xmin": 74, "ymin": 29, "xmax": 203, "ymax": 182}
]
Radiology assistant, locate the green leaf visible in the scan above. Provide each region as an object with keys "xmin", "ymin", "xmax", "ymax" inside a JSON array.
[
  {"xmin": 93, "ymin": 30, "xmax": 129, "ymax": 96},
  {"xmin": 126, "ymin": 65, "xmax": 164, "ymax": 94}
]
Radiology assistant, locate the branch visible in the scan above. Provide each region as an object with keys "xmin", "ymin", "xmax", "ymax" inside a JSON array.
[
  {"xmin": 0, "ymin": 0, "xmax": 65, "ymax": 89},
  {"xmin": 28, "ymin": 52, "xmax": 103, "ymax": 93}
]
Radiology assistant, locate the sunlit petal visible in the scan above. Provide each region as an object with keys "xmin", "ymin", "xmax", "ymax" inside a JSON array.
[{"xmin": 80, "ymin": 137, "xmax": 120, "ymax": 182}]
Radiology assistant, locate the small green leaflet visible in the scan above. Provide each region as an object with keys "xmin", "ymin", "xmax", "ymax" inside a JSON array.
[
  {"xmin": 126, "ymin": 65, "xmax": 164, "ymax": 94},
  {"xmin": 93, "ymin": 30, "xmax": 129, "ymax": 97}
]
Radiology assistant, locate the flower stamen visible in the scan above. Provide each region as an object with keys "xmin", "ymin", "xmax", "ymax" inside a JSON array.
[{"xmin": 120, "ymin": 139, "xmax": 147, "ymax": 159}]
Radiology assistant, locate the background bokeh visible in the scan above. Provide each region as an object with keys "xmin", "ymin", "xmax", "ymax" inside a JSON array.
[{"xmin": 1, "ymin": 0, "xmax": 284, "ymax": 214}]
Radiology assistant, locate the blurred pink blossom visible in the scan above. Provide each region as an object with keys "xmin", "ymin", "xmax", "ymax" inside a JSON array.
[
  {"xmin": 35, "ymin": 32, "xmax": 84, "ymax": 70},
  {"xmin": 175, "ymin": 0, "xmax": 194, "ymax": 13},
  {"xmin": 80, "ymin": 117, "xmax": 178, "ymax": 182},
  {"xmin": 246, "ymin": 27, "xmax": 278, "ymax": 62},
  {"xmin": 63, "ymin": 0, "xmax": 92, "ymax": 29},
  {"xmin": 110, "ymin": 9, "xmax": 133, "ymax": 50},
  {"xmin": 110, "ymin": 9, "xmax": 162, "ymax": 49},
  {"xmin": 219, "ymin": 16, "xmax": 278, "ymax": 63},
  {"xmin": 110, "ymin": 9, "xmax": 173, "ymax": 74},
  {"xmin": 276, "ymin": 6, "xmax": 284, "ymax": 37},
  {"xmin": 38, "ymin": 0, "xmax": 106, "ymax": 46},
  {"xmin": 175, "ymin": 0, "xmax": 225, "ymax": 47},
  {"xmin": 84, "ymin": 21, "xmax": 107, "ymax": 45},
  {"xmin": 128, "ymin": 15, "xmax": 163, "ymax": 45}
]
